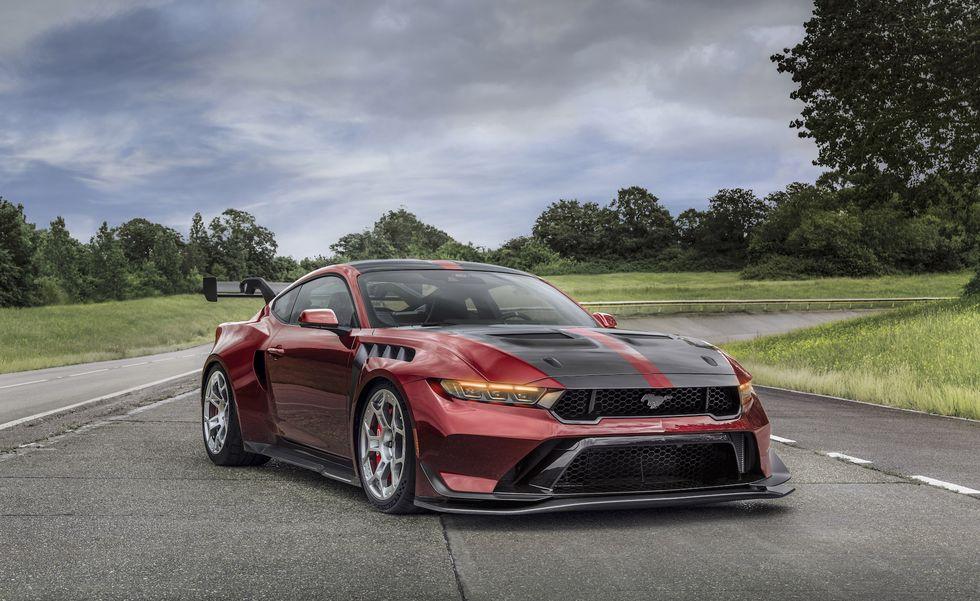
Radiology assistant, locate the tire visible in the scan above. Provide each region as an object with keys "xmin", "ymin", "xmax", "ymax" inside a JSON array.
[
  {"xmin": 356, "ymin": 382, "xmax": 418, "ymax": 513},
  {"xmin": 202, "ymin": 364, "xmax": 270, "ymax": 467}
]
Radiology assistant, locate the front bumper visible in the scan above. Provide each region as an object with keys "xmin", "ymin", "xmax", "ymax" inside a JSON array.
[
  {"xmin": 404, "ymin": 379, "xmax": 792, "ymax": 514},
  {"xmin": 415, "ymin": 449, "xmax": 793, "ymax": 514}
]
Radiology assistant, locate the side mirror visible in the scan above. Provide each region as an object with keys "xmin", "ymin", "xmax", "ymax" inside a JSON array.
[
  {"xmin": 298, "ymin": 309, "xmax": 341, "ymax": 330},
  {"xmin": 593, "ymin": 312, "xmax": 617, "ymax": 329}
]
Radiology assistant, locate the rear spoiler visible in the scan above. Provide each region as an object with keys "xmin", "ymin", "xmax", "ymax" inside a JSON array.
[{"xmin": 203, "ymin": 276, "xmax": 279, "ymax": 304}]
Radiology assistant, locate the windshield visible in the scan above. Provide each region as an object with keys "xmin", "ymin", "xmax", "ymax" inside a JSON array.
[{"xmin": 357, "ymin": 270, "xmax": 596, "ymax": 328}]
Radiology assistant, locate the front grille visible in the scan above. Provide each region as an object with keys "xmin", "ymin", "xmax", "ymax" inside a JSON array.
[
  {"xmin": 553, "ymin": 442, "xmax": 741, "ymax": 494},
  {"xmin": 551, "ymin": 387, "xmax": 740, "ymax": 422}
]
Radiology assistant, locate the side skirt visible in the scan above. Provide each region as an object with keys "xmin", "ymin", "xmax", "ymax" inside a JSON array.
[{"xmin": 244, "ymin": 439, "xmax": 360, "ymax": 487}]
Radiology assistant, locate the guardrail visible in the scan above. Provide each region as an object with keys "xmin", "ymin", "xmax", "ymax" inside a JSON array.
[{"xmin": 578, "ymin": 297, "xmax": 955, "ymax": 313}]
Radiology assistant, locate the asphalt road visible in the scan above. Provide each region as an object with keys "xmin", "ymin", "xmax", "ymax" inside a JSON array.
[
  {"xmin": 0, "ymin": 345, "xmax": 210, "ymax": 429},
  {"xmin": 0, "ymin": 310, "xmax": 868, "ymax": 430},
  {"xmin": 0, "ymin": 388, "xmax": 976, "ymax": 600}
]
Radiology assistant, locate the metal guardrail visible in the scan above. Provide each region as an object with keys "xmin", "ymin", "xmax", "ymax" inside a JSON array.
[{"xmin": 579, "ymin": 297, "xmax": 955, "ymax": 313}]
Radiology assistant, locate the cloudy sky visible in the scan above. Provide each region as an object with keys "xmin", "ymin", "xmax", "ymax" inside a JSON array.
[{"xmin": 0, "ymin": 0, "xmax": 819, "ymax": 258}]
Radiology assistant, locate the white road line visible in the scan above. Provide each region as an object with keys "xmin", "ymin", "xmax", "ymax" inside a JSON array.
[
  {"xmin": 120, "ymin": 361, "xmax": 149, "ymax": 368},
  {"xmin": 910, "ymin": 476, "xmax": 980, "ymax": 495},
  {"xmin": 67, "ymin": 368, "xmax": 109, "ymax": 378},
  {"xmin": 0, "ymin": 369, "xmax": 201, "ymax": 431},
  {"xmin": 151, "ymin": 357, "xmax": 176, "ymax": 363},
  {"xmin": 826, "ymin": 452, "xmax": 873, "ymax": 465},
  {"xmin": 770, "ymin": 435, "xmax": 796, "ymax": 444},
  {"xmin": 0, "ymin": 379, "xmax": 49, "ymax": 390}
]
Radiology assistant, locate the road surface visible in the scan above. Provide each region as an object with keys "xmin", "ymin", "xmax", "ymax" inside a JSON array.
[
  {"xmin": 0, "ymin": 310, "xmax": 872, "ymax": 429},
  {"xmin": 0, "ymin": 386, "xmax": 975, "ymax": 600}
]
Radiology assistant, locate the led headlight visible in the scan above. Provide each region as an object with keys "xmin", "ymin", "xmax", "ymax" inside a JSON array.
[
  {"xmin": 440, "ymin": 379, "xmax": 549, "ymax": 405},
  {"xmin": 738, "ymin": 381, "xmax": 754, "ymax": 405}
]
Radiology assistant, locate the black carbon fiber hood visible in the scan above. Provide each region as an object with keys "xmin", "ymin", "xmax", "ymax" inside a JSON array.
[{"xmin": 434, "ymin": 325, "xmax": 738, "ymax": 389}]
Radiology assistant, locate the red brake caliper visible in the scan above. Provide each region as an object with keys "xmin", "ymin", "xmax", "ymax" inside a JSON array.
[{"xmin": 373, "ymin": 419, "xmax": 383, "ymax": 474}]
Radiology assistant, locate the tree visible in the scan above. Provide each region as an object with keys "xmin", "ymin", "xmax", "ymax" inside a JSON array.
[
  {"xmin": 329, "ymin": 209, "xmax": 458, "ymax": 261},
  {"xmin": 772, "ymin": 0, "xmax": 980, "ymax": 184},
  {"xmin": 491, "ymin": 236, "xmax": 561, "ymax": 271},
  {"xmin": 36, "ymin": 216, "xmax": 86, "ymax": 303},
  {"xmin": 270, "ymin": 255, "xmax": 305, "ymax": 281},
  {"xmin": 373, "ymin": 209, "xmax": 453, "ymax": 256},
  {"xmin": 330, "ymin": 230, "xmax": 397, "ymax": 261},
  {"xmin": 532, "ymin": 199, "xmax": 617, "ymax": 261},
  {"xmin": 299, "ymin": 255, "xmax": 331, "ymax": 273},
  {"xmin": 86, "ymin": 222, "xmax": 130, "ymax": 301},
  {"xmin": 609, "ymin": 186, "xmax": 677, "ymax": 260},
  {"xmin": 116, "ymin": 218, "xmax": 187, "ymax": 296},
  {"xmin": 0, "ymin": 198, "xmax": 39, "ymax": 306},
  {"xmin": 207, "ymin": 209, "xmax": 278, "ymax": 280},
  {"xmin": 692, "ymin": 189, "xmax": 770, "ymax": 268},
  {"xmin": 744, "ymin": 184, "xmax": 881, "ymax": 278},
  {"xmin": 675, "ymin": 209, "xmax": 704, "ymax": 250},
  {"xmin": 185, "ymin": 212, "xmax": 211, "ymax": 276}
]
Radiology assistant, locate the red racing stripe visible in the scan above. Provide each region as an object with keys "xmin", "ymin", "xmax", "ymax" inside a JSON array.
[
  {"xmin": 569, "ymin": 328, "xmax": 673, "ymax": 388},
  {"xmin": 431, "ymin": 260, "xmax": 463, "ymax": 270}
]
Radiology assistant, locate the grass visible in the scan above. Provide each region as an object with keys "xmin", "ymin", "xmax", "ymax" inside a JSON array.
[
  {"xmin": 545, "ymin": 271, "xmax": 971, "ymax": 302},
  {"xmin": 0, "ymin": 295, "xmax": 264, "ymax": 374},
  {"xmin": 724, "ymin": 299, "xmax": 980, "ymax": 420}
]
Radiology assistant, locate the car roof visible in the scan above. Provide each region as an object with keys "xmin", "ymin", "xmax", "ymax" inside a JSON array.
[{"xmin": 344, "ymin": 259, "xmax": 530, "ymax": 275}]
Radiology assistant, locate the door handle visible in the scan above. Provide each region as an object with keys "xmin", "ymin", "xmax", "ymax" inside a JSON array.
[{"xmin": 267, "ymin": 346, "xmax": 285, "ymax": 358}]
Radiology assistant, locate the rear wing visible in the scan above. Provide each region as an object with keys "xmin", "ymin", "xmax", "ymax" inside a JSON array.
[{"xmin": 203, "ymin": 277, "xmax": 287, "ymax": 304}]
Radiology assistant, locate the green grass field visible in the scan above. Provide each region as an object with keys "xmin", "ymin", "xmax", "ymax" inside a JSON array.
[
  {"xmin": 725, "ymin": 299, "xmax": 980, "ymax": 420},
  {"xmin": 0, "ymin": 271, "xmax": 971, "ymax": 376},
  {"xmin": 0, "ymin": 295, "xmax": 263, "ymax": 374},
  {"xmin": 546, "ymin": 271, "xmax": 970, "ymax": 302}
]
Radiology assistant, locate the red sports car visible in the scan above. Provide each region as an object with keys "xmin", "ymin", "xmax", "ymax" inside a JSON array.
[{"xmin": 201, "ymin": 260, "xmax": 792, "ymax": 514}]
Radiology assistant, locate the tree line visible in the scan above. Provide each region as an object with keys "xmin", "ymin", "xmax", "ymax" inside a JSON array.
[{"xmin": 2, "ymin": 172, "xmax": 976, "ymax": 308}]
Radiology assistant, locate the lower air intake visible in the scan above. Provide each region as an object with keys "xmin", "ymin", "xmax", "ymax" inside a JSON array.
[{"xmin": 553, "ymin": 442, "xmax": 742, "ymax": 494}]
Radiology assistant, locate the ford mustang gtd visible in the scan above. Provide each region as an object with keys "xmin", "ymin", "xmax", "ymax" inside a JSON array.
[{"xmin": 200, "ymin": 260, "xmax": 792, "ymax": 514}]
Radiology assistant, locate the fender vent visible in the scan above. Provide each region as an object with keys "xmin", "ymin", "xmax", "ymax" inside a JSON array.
[
  {"xmin": 359, "ymin": 343, "xmax": 415, "ymax": 363},
  {"xmin": 253, "ymin": 351, "xmax": 268, "ymax": 389}
]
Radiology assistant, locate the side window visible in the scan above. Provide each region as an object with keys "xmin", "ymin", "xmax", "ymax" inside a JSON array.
[
  {"xmin": 271, "ymin": 286, "xmax": 300, "ymax": 322},
  {"xmin": 289, "ymin": 277, "xmax": 358, "ymax": 327}
]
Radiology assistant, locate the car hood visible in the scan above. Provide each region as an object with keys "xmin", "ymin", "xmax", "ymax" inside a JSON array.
[{"xmin": 396, "ymin": 325, "xmax": 738, "ymax": 389}]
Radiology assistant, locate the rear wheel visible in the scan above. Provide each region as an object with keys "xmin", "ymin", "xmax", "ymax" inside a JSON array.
[
  {"xmin": 202, "ymin": 365, "xmax": 269, "ymax": 467},
  {"xmin": 356, "ymin": 383, "xmax": 418, "ymax": 513}
]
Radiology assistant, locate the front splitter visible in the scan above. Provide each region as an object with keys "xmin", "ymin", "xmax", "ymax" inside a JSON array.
[{"xmin": 415, "ymin": 450, "xmax": 794, "ymax": 515}]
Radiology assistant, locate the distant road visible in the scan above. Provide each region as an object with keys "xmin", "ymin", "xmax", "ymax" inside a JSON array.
[
  {"xmin": 0, "ymin": 309, "xmax": 871, "ymax": 429},
  {"xmin": 0, "ymin": 346, "xmax": 209, "ymax": 429},
  {"xmin": 618, "ymin": 309, "xmax": 876, "ymax": 343}
]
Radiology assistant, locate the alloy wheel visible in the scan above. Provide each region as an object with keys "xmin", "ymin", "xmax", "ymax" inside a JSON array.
[
  {"xmin": 359, "ymin": 389, "xmax": 407, "ymax": 500},
  {"xmin": 203, "ymin": 370, "xmax": 230, "ymax": 454}
]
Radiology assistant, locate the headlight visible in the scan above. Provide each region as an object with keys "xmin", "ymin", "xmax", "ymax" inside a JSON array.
[
  {"xmin": 440, "ymin": 379, "xmax": 547, "ymax": 405},
  {"xmin": 738, "ymin": 381, "xmax": 754, "ymax": 405}
]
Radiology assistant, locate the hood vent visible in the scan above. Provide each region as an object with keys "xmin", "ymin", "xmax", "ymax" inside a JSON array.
[
  {"xmin": 487, "ymin": 332, "xmax": 593, "ymax": 348},
  {"xmin": 607, "ymin": 333, "xmax": 673, "ymax": 346},
  {"xmin": 488, "ymin": 332, "xmax": 572, "ymax": 340}
]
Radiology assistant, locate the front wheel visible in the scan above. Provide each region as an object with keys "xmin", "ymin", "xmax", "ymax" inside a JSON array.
[
  {"xmin": 202, "ymin": 365, "xmax": 269, "ymax": 467},
  {"xmin": 356, "ymin": 383, "xmax": 418, "ymax": 513}
]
